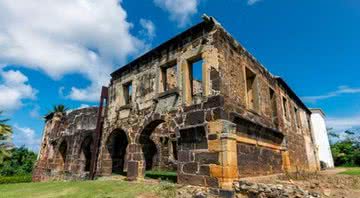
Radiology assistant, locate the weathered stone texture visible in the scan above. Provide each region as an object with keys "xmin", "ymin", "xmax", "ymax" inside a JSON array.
[
  {"xmin": 34, "ymin": 16, "xmax": 319, "ymax": 190},
  {"xmin": 33, "ymin": 107, "xmax": 98, "ymax": 181}
]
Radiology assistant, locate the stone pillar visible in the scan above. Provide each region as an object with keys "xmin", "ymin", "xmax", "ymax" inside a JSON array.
[
  {"xmin": 208, "ymin": 120, "xmax": 239, "ymax": 190},
  {"xmin": 127, "ymin": 143, "xmax": 145, "ymax": 181},
  {"xmin": 282, "ymin": 150, "xmax": 291, "ymax": 172}
]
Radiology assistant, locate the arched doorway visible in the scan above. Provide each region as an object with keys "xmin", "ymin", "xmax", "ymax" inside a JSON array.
[
  {"xmin": 56, "ymin": 140, "xmax": 67, "ymax": 171},
  {"xmin": 106, "ymin": 129, "xmax": 128, "ymax": 175},
  {"xmin": 139, "ymin": 120, "xmax": 164, "ymax": 171},
  {"xmin": 80, "ymin": 136, "xmax": 93, "ymax": 172}
]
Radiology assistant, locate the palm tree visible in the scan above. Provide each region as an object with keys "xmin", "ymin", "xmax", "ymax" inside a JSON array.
[
  {"xmin": 44, "ymin": 104, "xmax": 69, "ymax": 122},
  {"xmin": 0, "ymin": 111, "xmax": 12, "ymax": 163}
]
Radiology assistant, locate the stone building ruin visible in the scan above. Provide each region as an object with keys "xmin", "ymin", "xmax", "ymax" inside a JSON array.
[{"xmin": 33, "ymin": 16, "xmax": 320, "ymax": 190}]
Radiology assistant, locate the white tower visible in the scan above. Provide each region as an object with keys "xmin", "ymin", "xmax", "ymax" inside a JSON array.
[{"xmin": 310, "ymin": 109, "xmax": 334, "ymax": 168}]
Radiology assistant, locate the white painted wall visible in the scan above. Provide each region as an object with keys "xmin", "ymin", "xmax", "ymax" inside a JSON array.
[{"xmin": 310, "ymin": 109, "xmax": 334, "ymax": 168}]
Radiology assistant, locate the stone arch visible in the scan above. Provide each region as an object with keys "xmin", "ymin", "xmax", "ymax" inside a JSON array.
[
  {"xmin": 106, "ymin": 129, "xmax": 129, "ymax": 175},
  {"xmin": 55, "ymin": 139, "xmax": 68, "ymax": 171},
  {"xmin": 79, "ymin": 135, "xmax": 94, "ymax": 172},
  {"xmin": 137, "ymin": 119, "xmax": 165, "ymax": 170}
]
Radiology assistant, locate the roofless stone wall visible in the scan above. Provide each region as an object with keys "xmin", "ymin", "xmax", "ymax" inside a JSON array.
[
  {"xmin": 33, "ymin": 16, "xmax": 319, "ymax": 190},
  {"xmin": 33, "ymin": 107, "xmax": 98, "ymax": 181}
]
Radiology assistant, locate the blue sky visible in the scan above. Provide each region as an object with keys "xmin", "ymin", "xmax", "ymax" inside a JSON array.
[{"xmin": 0, "ymin": 0, "xmax": 359, "ymax": 152}]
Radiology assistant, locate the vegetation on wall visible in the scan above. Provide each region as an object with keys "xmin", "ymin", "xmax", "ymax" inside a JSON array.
[
  {"xmin": 44, "ymin": 104, "xmax": 69, "ymax": 122},
  {"xmin": 329, "ymin": 129, "xmax": 360, "ymax": 167}
]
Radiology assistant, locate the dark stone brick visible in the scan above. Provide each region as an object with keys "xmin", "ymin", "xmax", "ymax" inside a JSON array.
[
  {"xmin": 177, "ymin": 173, "xmax": 205, "ymax": 186},
  {"xmin": 203, "ymin": 95, "xmax": 224, "ymax": 109},
  {"xmin": 213, "ymin": 107, "xmax": 228, "ymax": 120},
  {"xmin": 178, "ymin": 150, "xmax": 191, "ymax": 162},
  {"xmin": 127, "ymin": 161, "xmax": 139, "ymax": 180},
  {"xmin": 183, "ymin": 162, "xmax": 198, "ymax": 174},
  {"xmin": 205, "ymin": 111, "xmax": 212, "ymax": 121},
  {"xmin": 199, "ymin": 165, "xmax": 210, "ymax": 175},
  {"xmin": 175, "ymin": 116, "xmax": 183, "ymax": 125},
  {"xmin": 185, "ymin": 111, "xmax": 205, "ymax": 125},
  {"xmin": 195, "ymin": 152, "xmax": 219, "ymax": 165},
  {"xmin": 205, "ymin": 176, "xmax": 219, "ymax": 188},
  {"xmin": 208, "ymin": 134, "xmax": 218, "ymax": 140}
]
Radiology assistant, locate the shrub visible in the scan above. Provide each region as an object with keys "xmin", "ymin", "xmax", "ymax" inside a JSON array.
[
  {"xmin": 0, "ymin": 175, "xmax": 32, "ymax": 184},
  {"xmin": 0, "ymin": 146, "xmax": 37, "ymax": 176}
]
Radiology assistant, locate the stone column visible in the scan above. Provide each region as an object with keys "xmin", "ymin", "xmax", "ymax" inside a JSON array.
[
  {"xmin": 127, "ymin": 144, "xmax": 145, "ymax": 181},
  {"xmin": 208, "ymin": 120, "xmax": 239, "ymax": 190}
]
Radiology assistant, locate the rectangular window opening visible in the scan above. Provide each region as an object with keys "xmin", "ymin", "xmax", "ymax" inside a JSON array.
[
  {"xmin": 245, "ymin": 68, "xmax": 257, "ymax": 111},
  {"xmin": 123, "ymin": 82, "xmax": 132, "ymax": 105},
  {"xmin": 161, "ymin": 64, "xmax": 177, "ymax": 92},
  {"xmin": 294, "ymin": 107, "xmax": 301, "ymax": 128},
  {"xmin": 189, "ymin": 58, "xmax": 203, "ymax": 97},
  {"xmin": 282, "ymin": 97, "xmax": 288, "ymax": 119},
  {"xmin": 269, "ymin": 88, "xmax": 277, "ymax": 122}
]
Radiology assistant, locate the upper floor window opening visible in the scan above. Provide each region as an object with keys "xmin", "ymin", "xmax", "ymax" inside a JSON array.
[
  {"xmin": 189, "ymin": 58, "xmax": 203, "ymax": 97},
  {"xmin": 245, "ymin": 68, "xmax": 258, "ymax": 111},
  {"xmin": 269, "ymin": 88, "xmax": 278, "ymax": 123},
  {"xmin": 160, "ymin": 63, "xmax": 177, "ymax": 92},
  {"xmin": 282, "ymin": 96, "xmax": 289, "ymax": 120},
  {"xmin": 123, "ymin": 82, "xmax": 132, "ymax": 105}
]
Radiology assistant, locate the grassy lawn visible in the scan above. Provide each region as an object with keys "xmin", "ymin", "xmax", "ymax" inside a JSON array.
[
  {"xmin": 339, "ymin": 167, "xmax": 360, "ymax": 175},
  {"xmin": 0, "ymin": 180, "xmax": 176, "ymax": 198}
]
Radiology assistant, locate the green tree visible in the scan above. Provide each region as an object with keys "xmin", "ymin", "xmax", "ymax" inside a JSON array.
[
  {"xmin": 44, "ymin": 104, "xmax": 69, "ymax": 122},
  {"xmin": 0, "ymin": 146, "xmax": 37, "ymax": 176},
  {"xmin": 0, "ymin": 111, "xmax": 12, "ymax": 163},
  {"xmin": 330, "ymin": 129, "xmax": 360, "ymax": 167}
]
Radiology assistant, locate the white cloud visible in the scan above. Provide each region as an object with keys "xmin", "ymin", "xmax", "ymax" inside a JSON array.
[
  {"xmin": 154, "ymin": 0, "xmax": 199, "ymax": 27},
  {"xmin": 13, "ymin": 125, "xmax": 41, "ymax": 152},
  {"xmin": 302, "ymin": 85, "xmax": 360, "ymax": 103},
  {"xmin": 0, "ymin": 69, "xmax": 37, "ymax": 112},
  {"xmin": 0, "ymin": 0, "xmax": 149, "ymax": 102},
  {"xmin": 139, "ymin": 19, "xmax": 156, "ymax": 40},
  {"xmin": 326, "ymin": 115, "xmax": 360, "ymax": 134},
  {"xmin": 79, "ymin": 104, "xmax": 90, "ymax": 109},
  {"xmin": 248, "ymin": 0, "xmax": 262, "ymax": 5}
]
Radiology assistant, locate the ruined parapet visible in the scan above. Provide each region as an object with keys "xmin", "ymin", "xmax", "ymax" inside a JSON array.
[{"xmin": 33, "ymin": 107, "xmax": 98, "ymax": 182}]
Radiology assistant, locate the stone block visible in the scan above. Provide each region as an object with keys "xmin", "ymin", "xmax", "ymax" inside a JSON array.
[
  {"xmin": 195, "ymin": 152, "xmax": 220, "ymax": 165},
  {"xmin": 183, "ymin": 162, "xmax": 198, "ymax": 174},
  {"xmin": 178, "ymin": 150, "xmax": 191, "ymax": 162},
  {"xmin": 178, "ymin": 174, "xmax": 205, "ymax": 186},
  {"xmin": 127, "ymin": 161, "xmax": 139, "ymax": 180},
  {"xmin": 205, "ymin": 176, "xmax": 219, "ymax": 188},
  {"xmin": 203, "ymin": 95, "xmax": 224, "ymax": 109},
  {"xmin": 185, "ymin": 111, "xmax": 205, "ymax": 125},
  {"xmin": 199, "ymin": 165, "xmax": 210, "ymax": 176}
]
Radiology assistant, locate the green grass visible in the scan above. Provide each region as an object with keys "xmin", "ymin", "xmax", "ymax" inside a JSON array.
[
  {"xmin": 339, "ymin": 167, "xmax": 360, "ymax": 175},
  {"xmin": 0, "ymin": 180, "xmax": 176, "ymax": 198}
]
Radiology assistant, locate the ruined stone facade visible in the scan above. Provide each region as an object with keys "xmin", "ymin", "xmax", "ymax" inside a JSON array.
[
  {"xmin": 33, "ymin": 107, "xmax": 98, "ymax": 181},
  {"xmin": 33, "ymin": 16, "xmax": 320, "ymax": 190}
]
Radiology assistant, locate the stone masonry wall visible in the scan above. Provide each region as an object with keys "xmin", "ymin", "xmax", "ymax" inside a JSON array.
[
  {"xmin": 33, "ymin": 107, "xmax": 98, "ymax": 181},
  {"xmin": 34, "ymin": 17, "xmax": 319, "ymax": 190}
]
